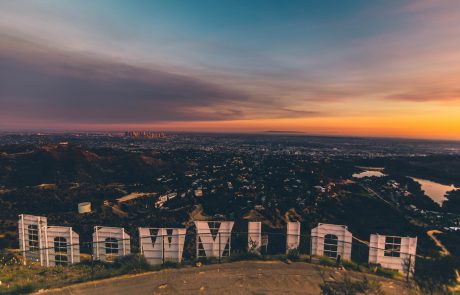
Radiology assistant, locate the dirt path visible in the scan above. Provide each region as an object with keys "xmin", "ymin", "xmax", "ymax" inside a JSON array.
[
  {"xmin": 427, "ymin": 230, "xmax": 450, "ymax": 256},
  {"xmin": 38, "ymin": 261, "xmax": 413, "ymax": 295}
]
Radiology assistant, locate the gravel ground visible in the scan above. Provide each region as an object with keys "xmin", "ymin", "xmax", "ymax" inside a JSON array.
[{"xmin": 39, "ymin": 261, "xmax": 414, "ymax": 295}]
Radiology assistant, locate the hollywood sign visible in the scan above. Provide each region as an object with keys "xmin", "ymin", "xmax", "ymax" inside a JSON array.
[{"xmin": 18, "ymin": 214, "xmax": 417, "ymax": 274}]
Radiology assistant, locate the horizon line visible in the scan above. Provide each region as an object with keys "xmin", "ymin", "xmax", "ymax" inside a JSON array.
[{"xmin": 1, "ymin": 129, "xmax": 460, "ymax": 143}]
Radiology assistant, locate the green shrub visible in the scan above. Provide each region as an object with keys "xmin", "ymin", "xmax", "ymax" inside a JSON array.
[
  {"xmin": 319, "ymin": 256, "xmax": 336, "ymax": 267},
  {"xmin": 228, "ymin": 251, "xmax": 261, "ymax": 262},
  {"xmin": 0, "ymin": 282, "xmax": 37, "ymax": 295},
  {"xmin": 162, "ymin": 260, "xmax": 180, "ymax": 268},
  {"xmin": 320, "ymin": 275, "xmax": 384, "ymax": 295},
  {"xmin": 267, "ymin": 254, "xmax": 287, "ymax": 262},
  {"xmin": 286, "ymin": 249, "xmax": 300, "ymax": 261},
  {"xmin": 341, "ymin": 259, "xmax": 364, "ymax": 272},
  {"xmin": 374, "ymin": 266, "xmax": 398, "ymax": 279},
  {"xmin": 114, "ymin": 254, "xmax": 152, "ymax": 274}
]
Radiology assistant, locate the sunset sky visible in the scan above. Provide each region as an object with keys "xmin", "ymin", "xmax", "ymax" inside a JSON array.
[{"xmin": 1, "ymin": 0, "xmax": 460, "ymax": 140}]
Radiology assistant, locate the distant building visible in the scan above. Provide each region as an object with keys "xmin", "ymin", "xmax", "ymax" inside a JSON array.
[
  {"xmin": 254, "ymin": 205, "xmax": 265, "ymax": 210},
  {"xmin": 155, "ymin": 192, "xmax": 177, "ymax": 208},
  {"xmin": 124, "ymin": 131, "xmax": 166, "ymax": 139},
  {"xmin": 314, "ymin": 186, "xmax": 326, "ymax": 193},
  {"xmin": 78, "ymin": 202, "xmax": 91, "ymax": 214},
  {"xmin": 117, "ymin": 192, "xmax": 156, "ymax": 204}
]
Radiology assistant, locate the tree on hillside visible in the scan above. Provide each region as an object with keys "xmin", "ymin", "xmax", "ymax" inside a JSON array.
[
  {"xmin": 413, "ymin": 256, "xmax": 460, "ymax": 294},
  {"xmin": 443, "ymin": 189, "xmax": 460, "ymax": 214}
]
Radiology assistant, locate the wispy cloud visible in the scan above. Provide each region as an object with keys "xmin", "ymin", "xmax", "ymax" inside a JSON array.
[
  {"xmin": 0, "ymin": 34, "xmax": 322, "ymax": 126},
  {"xmin": 386, "ymin": 88, "xmax": 460, "ymax": 102}
]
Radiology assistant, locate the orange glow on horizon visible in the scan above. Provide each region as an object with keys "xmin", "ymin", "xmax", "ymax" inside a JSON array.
[{"xmin": 64, "ymin": 115, "xmax": 460, "ymax": 141}]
